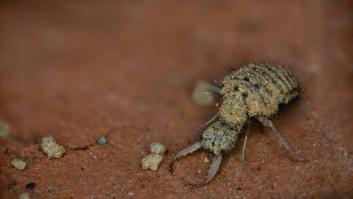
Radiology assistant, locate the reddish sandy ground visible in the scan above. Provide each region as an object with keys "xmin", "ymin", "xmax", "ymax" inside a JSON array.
[{"xmin": 0, "ymin": 1, "xmax": 353, "ymax": 198}]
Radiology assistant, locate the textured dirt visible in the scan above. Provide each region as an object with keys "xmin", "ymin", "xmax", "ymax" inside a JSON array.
[{"xmin": 0, "ymin": 1, "xmax": 353, "ymax": 198}]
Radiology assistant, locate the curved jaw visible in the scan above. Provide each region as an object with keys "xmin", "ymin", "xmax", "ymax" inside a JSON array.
[
  {"xmin": 188, "ymin": 154, "xmax": 223, "ymax": 188},
  {"xmin": 170, "ymin": 142, "xmax": 223, "ymax": 187},
  {"xmin": 170, "ymin": 142, "xmax": 202, "ymax": 172}
]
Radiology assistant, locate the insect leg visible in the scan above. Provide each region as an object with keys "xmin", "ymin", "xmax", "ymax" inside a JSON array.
[
  {"xmin": 170, "ymin": 142, "xmax": 202, "ymax": 173},
  {"xmin": 201, "ymin": 114, "xmax": 218, "ymax": 129},
  {"xmin": 257, "ymin": 117, "xmax": 302, "ymax": 161},
  {"xmin": 241, "ymin": 127, "xmax": 251, "ymax": 162},
  {"xmin": 205, "ymin": 154, "xmax": 223, "ymax": 184},
  {"xmin": 205, "ymin": 82, "xmax": 222, "ymax": 93}
]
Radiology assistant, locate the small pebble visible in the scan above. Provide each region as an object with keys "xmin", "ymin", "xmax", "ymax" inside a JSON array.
[
  {"xmin": 150, "ymin": 142, "xmax": 167, "ymax": 155},
  {"xmin": 97, "ymin": 136, "xmax": 107, "ymax": 145},
  {"xmin": 203, "ymin": 156, "xmax": 210, "ymax": 163},
  {"xmin": 25, "ymin": 182, "xmax": 36, "ymax": 190},
  {"xmin": 40, "ymin": 135, "xmax": 65, "ymax": 159},
  {"xmin": 18, "ymin": 192, "xmax": 30, "ymax": 199},
  {"xmin": 48, "ymin": 184, "xmax": 60, "ymax": 193},
  {"xmin": 142, "ymin": 154, "xmax": 163, "ymax": 171},
  {"xmin": 191, "ymin": 80, "xmax": 215, "ymax": 106},
  {"xmin": 11, "ymin": 159, "xmax": 26, "ymax": 170},
  {"xmin": 0, "ymin": 121, "xmax": 9, "ymax": 137}
]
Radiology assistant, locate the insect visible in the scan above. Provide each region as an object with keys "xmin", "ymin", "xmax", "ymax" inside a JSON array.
[{"xmin": 171, "ymin": 63, "xmax": 301, "ymax": 186}]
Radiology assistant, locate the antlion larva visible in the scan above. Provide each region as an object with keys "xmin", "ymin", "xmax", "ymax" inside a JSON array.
[{"xmin": 171, "ymin": 63, "xmax": 302, "ymax": 186}]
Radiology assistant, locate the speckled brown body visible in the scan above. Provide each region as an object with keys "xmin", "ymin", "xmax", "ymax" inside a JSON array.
[
  {"xmin": 201, "ymin": 63, "xmax": 299, "ymax": 155},
  {"xmin": 201, "ymin": 121, "xmax": 240, "ymax": 155},
  {"xmin": 220, "ymin": 63, "xmax": 299, "ymax": 126},
  {"xmin": 172, "ymin": 63, "xmax": 300, "ymax": 185}
]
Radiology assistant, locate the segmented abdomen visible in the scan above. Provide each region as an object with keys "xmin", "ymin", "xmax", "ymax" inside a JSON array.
[{"xmin": 221, "ymin": 63, "xmax": 299, "ymax": 118}]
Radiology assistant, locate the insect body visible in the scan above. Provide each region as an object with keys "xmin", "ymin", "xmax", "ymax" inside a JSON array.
[{"xmin": 171, "ymin": 63, "xmax": 300, "ymax": 186}]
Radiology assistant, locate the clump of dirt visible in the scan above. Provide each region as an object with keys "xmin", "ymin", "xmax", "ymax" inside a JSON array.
[
  {"xmin": 40, "ymin": 135, "xmax": 65, "ymax": 159},
  {"xmin": 150, "ymin": 142, "xmax": 167, "ymax": 155},
  {"xmin": 10, "ymin": 159, "xmax": 26, "ymax": 170},
  {"xmin": 142, "ymin": 154, "xmax": 164, "ymax": 171},
  {"xmin": 191, "ymin": 80, "xmax": 216, "ymax": 106}
]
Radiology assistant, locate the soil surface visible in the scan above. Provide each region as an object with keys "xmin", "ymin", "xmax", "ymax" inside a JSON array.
[{"xmin": 1, "ymin": 1, "xmax": 353, "ymax": 198}]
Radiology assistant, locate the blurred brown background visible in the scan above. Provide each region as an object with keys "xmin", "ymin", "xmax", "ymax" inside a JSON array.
[{"xmin": 0, "ymin": 0, "xmax": 352, "ymax": 198}]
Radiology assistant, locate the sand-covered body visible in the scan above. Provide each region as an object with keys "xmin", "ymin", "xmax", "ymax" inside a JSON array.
[
  {"xmin": 219, "ymin": 63, "xmax": 299, "ymax": 128},
  {"xmin": 173, "ymin": 63, "xmax": 300, "ymax": 185}
]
